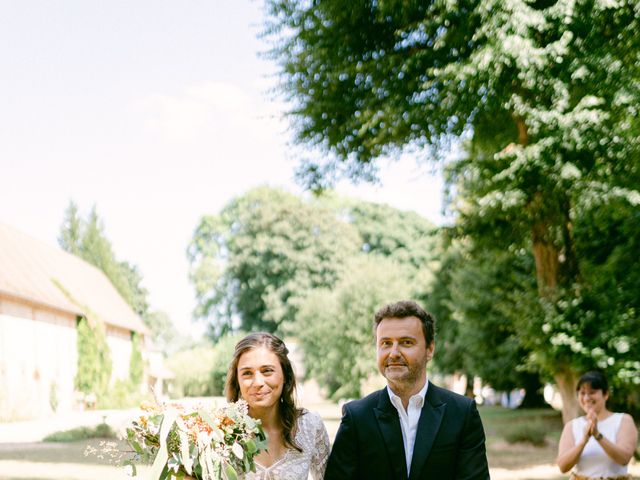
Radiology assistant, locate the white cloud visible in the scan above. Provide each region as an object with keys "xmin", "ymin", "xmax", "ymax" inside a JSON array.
[{"xmin": 138, "ymin": 81, "xmax": 286, "ymax": 143}]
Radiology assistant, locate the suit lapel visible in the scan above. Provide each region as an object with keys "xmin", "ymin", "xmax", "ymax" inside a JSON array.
[
  {"xmin": 374, "ymin": 390, "xmax": 408, "ymax": 480},
  {"xmin": 409, "ymin": 384, "xmax": 446, "ymax": 480}
]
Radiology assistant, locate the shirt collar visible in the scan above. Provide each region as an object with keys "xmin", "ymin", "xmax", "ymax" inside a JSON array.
[{"xmin": 387, "ymin": 379, "xmax": 429, "ymax": 408}]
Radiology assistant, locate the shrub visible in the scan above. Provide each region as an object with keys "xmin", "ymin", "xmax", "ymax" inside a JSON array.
[
  {"xmin": 165, "ymin": 333, "xmax": 246, "ymax": 398},
  {"xmin": 43, "ymin": 423, "xmax": 116, "ymax": 442},
  {"xmin": 504, "ymin": 421, "xmax": 548, "ymax": 446},
  {"xmin": 166, "ymin": 346, "xmax": 217, "ymax": 397},
  {"xmin": 75, "ymin": 317, "xmax": 112, "ymax": 397}
]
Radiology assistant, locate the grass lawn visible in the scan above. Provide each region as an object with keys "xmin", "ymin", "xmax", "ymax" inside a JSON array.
[
  {"xmin": 479, "ymin": 405, "xmax": 564, "ymax": 469},
  {"xmin": 3, "ymin": 404, "xmax": 637, "ymax": 480},
  {"xmin": 1, "ymin": 406, "xmax": 565, "ymax": 469}
]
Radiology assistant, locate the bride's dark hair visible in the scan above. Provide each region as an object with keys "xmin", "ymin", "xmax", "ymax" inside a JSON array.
[{"xmin": 225, "ymin": 332, "xmax": 303, "ymax": 452}]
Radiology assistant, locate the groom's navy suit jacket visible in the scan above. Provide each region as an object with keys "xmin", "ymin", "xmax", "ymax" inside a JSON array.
[{"xmin": 324, "ymin": 383, "xmax": 490, "ymax": 480}]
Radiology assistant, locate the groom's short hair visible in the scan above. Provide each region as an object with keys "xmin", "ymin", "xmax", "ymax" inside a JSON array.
[{"xmin": 374, "ymin": 300, "xmax": 436, "ymax": 346}]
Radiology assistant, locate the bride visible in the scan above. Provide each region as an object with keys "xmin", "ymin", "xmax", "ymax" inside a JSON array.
[{"xmin": 190, "ymin": 332, "xmax": 330, "ymax": 479}]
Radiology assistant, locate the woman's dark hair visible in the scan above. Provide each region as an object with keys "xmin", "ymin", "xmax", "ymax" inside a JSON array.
[
  {"xmin": 374, "ymin": 300, "xmax": 436, "ymax": 346},
  {"xmin": 576, "ymin": 371, "xmax": 609, "ymax": 394},
  {"xmin": 225, "ymin": 332, "xmax": 302, "ymax": 452}
]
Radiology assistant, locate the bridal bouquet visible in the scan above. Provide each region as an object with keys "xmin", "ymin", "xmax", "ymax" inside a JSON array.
[{"xmin": 124, "ymin": 399, "xmax": 267, "ymax": 480}]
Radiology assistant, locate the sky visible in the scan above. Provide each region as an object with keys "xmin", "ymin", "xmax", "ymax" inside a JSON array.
[{"xmin": 0, "ymin": 1, "xmax": 444, "ymax": 335}]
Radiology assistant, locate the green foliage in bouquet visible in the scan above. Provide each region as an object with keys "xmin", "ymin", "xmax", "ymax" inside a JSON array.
[{"xmin": 125, "ymin": 400, "xmax": 267, "ymax": 480}]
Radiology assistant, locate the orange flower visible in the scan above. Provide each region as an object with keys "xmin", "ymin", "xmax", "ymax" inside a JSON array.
[{"xmin": 219, "ymin": 416, "xmax": 235, "ymax": 427}]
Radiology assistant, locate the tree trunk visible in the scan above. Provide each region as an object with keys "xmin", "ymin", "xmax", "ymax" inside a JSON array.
[
  {"xmin": 530, "ymin": 209, "xmax": 582, "ymax": 421},
  {"xmin": 514, "ymin": 114, "xmax": 529, "ymax": 146},
  {"xmin": 532, "ymin": 225, "xmax": 580, "ymax": 421},
  {"xmin": 517, "ymin": 372, "xmax": 548, "ymax": 409},
  {"xmin": 555, "ymin": 368, "xmax": 581, "ymax": 424},
  {"xmin": 517, "ymin": 117, "xmax": 581, "ymax": 423},
  {"xmin": 531, "ymin": 220, "xmax": 559, "ymax": 297}
]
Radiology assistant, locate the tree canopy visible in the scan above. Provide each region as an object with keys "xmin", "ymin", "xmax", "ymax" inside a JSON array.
[
  {"xmin": 188, "ymin": 187, "xmax": 360, "ymax": 336},
  {"xmin": 264, "ymin": 0, "xmax": 640, "ymax": 420},
  {"xmin": 188, "ymin": 187, "xmax": 439, "ymax": 335},
  {"xmin": 425, "ymin": 237, "xmax": 547, "ymax": 406},
  {"xmin": 295, "ymin": 255, "xmax": 413, "ymax": 400},
  {"xmin": 188, "ymin": 187, "xmax": 440, "ymax": 397},
  {"xmin": 265, "ymin": 0, "xmax": 640, "ymax": 180},
  {"xmin": 59, "ymin": 201, "xmax": 149, "ymax": 317}
]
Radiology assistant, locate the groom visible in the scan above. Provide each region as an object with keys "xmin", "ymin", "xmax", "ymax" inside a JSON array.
[{"xmin": 324, "ymin": 300, "xmax": 489, "ymax": 479}]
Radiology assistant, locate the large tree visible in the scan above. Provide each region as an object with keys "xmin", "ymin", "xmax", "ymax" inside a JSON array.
[
  {"xmin": 335, "ymin": 198, "xmax": 438, "ymax": 269},
  {"xmin": 59, "ymin": 202, "xmax": 149, "ymax": 317},
  {"xmin": 425, "ymin": 237, "xmax": 547, "ymax": 407},
  {"xmin": 187, "ymin": 187, "xmax": 360, "ymax": 336},
  {"xmin": 295, "ymin": 254, "xmax": 413, "ymax": 400},
  {"xmin": 264, "ymin": 0, "xmax": 640, "ymax": 421},
  {"xmin": 188, "ymin": 187, "xmax": 439, "ymax": 336}
]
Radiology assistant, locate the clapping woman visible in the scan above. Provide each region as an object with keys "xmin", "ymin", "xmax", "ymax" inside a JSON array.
[{"xmin": 556, "ymin": 371, "xmax": 638, "ymax": 479}]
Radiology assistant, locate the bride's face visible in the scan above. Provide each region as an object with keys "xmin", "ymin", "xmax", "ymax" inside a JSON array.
[{"xmin": 237, "ymin": 347, "xmax": 285, "ymax": 413}]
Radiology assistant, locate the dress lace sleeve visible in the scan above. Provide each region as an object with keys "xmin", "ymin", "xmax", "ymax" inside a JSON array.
[{"xmin": 308, "ymin": 412, "xmax": 331, "ymax": 480}]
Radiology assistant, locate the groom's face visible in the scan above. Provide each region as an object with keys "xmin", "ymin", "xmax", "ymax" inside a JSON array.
[{"xmin": 376, "ymin": 316, "xmax": 434, "ymax": 388}]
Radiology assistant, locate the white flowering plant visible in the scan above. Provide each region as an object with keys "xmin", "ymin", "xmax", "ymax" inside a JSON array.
[{"xmin": 124, "ymin": 400, "xmax": 267, "ymax": 480}]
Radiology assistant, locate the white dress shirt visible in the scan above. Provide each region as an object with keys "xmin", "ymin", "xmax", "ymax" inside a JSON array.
[{"xmin": 387, "ymin": 380, "xmax": 429, "ymax": 476}]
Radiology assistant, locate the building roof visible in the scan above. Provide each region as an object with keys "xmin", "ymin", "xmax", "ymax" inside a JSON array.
[{"xmin": 0, "ymin": 222, "xmax": 147, "ymax": 334}]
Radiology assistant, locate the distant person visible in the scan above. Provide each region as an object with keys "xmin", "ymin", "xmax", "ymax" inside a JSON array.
[
  {"xmin": 556, "ymin": 370, "xmax": 638, "ymax": 479},
  {"xmin": 324, "ymin": 300, "xmax": 490, "ymax": 480}
]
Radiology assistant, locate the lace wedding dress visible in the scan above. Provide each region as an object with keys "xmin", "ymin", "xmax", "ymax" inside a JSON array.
[{"xmin": 245, "ymin": 410, "xmax": 330, "ymax": 480}]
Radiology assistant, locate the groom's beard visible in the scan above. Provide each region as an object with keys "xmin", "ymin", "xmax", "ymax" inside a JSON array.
[{"xmin": 383, "ymin": 359, "xmax": 425, "ymax": 386}]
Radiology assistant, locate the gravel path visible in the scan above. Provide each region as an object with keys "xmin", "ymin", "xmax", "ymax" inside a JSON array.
[
  {"xmin": 0, "ymin": 459, "xmax": 559, "ymax": 479},
  {"xmin": 0, "ymin": 460, "xmax": 148, "ymax": 480},
  {"xmin": 0, "ymin": 459, "xmax": 569, "ymax": 479}
]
